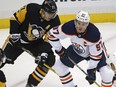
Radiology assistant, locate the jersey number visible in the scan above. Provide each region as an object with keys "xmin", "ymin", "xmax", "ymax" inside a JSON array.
[
  {"xmin": 53, "ymin": 26, "xmax": 59, "ymax": 34},
  {"xmin": 96, "ymin": 41, "xmax": 106, "ymax": 51}
]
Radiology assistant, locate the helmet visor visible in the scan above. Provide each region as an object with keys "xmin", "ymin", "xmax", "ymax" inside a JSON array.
[{"xmin": 42, "ymin": 10, "xmax": 57, "ymax": 21}]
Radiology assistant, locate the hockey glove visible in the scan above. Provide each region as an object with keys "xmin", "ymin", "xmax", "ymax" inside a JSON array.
[
  {"xmin": 35, "ymin": 53, "xmax": 48, "ymax": 66},
  {"xmin": 55, "ymin": 47, "xmax": 68, "ymax": 58},
  {"xmin": 9, "ymin": 34, "xmax": 21, "ymax": 47},
  {"xmin": 0, "ymin": 48, "xmax": 6, "ymax": 67},
  {"xmin": 86, "ymin": 68, "xmax": 96, "ymax": 84}
]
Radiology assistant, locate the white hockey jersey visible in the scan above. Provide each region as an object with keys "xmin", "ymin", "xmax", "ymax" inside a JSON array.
[{"xmin": 48, "ymin": 20, "xmax": 107, "ymax": 69}]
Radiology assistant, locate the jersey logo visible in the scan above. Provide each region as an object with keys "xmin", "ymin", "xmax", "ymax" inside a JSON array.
[
  {"xmin": 72, "ymin": 42, "xmax": 85, "ymax": 54},
  {"xmin": 27, "ymin": 24, "xmax": 45, "ymax": 41}
]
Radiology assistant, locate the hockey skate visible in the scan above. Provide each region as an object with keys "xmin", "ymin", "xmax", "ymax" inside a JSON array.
[{"xmin": 25, "ymin": 83, "xmax": 36, "ymax": 87}]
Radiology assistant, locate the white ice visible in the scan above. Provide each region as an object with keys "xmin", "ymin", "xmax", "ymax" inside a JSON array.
[{"xmin": 0, "ymin": 23, "xmax": 116, "ymax": 87}]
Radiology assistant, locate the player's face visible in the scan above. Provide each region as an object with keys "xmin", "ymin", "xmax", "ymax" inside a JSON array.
[
  {"xmin": 75, "ymin": 19, "xmax": 89, "ymax": 33},
  {"xmin": 42, "ymin": 10, "xmax": 56, "ymax": 21}
]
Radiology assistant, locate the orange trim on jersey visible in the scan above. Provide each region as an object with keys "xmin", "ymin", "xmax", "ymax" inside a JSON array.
[
  {"xmin": 90, "ymin": 54, "xmax": 102, "ymax": 59},
  {"xmin": 60, "ymin": 74, "xmax": 72, "ymax": 81},
  {"xmin": 101, "ymin": 83, "xmax": 112, "ymax": 87},
  {"xmin": 59, "ymin": 50, "xmax": 64, "ymax": 56},
  {"xmin": 47, "ymin": 33, "xmax": 55, "ymax": 39}
]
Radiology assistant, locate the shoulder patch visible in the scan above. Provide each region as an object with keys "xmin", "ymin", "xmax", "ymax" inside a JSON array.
[
  {"xmin": 27, "ymin": 3, "xmax": 41, "ymax": 13},
  {"xmin": 83, "ymin": 23, "xmax": 101, "ymax": 43},
  {"xmin": 62, "ymin": 20, "xmax": 77, "ymax": 35}
]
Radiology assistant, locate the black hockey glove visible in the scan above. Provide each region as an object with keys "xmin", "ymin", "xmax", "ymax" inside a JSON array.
[
  {"xmin": 86, "ymin": 68, "xmax": 96, "ymax": 84},
  {"xmin": 0, "ymin": 48, "xmax": 6, "ymax": 67},
  {"xmin": 55, "ymin": 47, "xmax": 68, "ymax": 58},
  {"xmin": 35, "ymin": 53, "xmax": 48, "ymax": 66},
  {"xmin": 9, "ymin": 34, "xmax": 21, "ymax": 47}
]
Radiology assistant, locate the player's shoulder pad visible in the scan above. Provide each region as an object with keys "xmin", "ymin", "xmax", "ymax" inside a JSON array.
[
  {"xmin": 27, "ymin": 3, "xmax": 41, "ymax": 13},
  {"xmin": 83, "ymin": 23, "xmax": 101, "ymax": 43},
  {"xmin": 62, "ymin": 20, "xmax": 77, "ymax": 35}
]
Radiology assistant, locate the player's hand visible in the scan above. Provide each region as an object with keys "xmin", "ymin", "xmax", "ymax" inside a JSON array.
[
  {"xmin": 86, "ymin": 68, "xmax": 96, "ymax": 84},
  {"xmin": 35, "ymin": 53, "xmax": 48, "ymax": 66},
  {"xmin": 9, "ymin": 34, "xmax": 21, "ymax": 47},
  {"xmin": 0, "ymin": 48, "xmax": 6, "ymax": 67}
]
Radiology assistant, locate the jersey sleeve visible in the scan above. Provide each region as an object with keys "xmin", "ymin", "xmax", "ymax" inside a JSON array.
[
  {"xmin": 48, "ymin": 25, "xmax": 67, "ymax": 52},
  {"xmin": 88, "ymin": 37, "xmax": 104, "ymax": 69},
  {"xmin": 10, "ymin": 5, "xmax": 27, "ymax": 34},
  {"xmin": 13, "ymin": 5, "xmax": 27, "ymax": 24}
]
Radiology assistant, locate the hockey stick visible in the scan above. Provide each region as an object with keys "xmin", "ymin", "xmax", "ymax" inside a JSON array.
[
  {"xmin": 21, "ymin": 47, "xmax": 57, "ymax": 74},
  {"xmin": 107, "ymin": 53, "xmax": 116, "ymax": 73},
  {"xmin": 21, "ymin": 47, "xmax": 101, "ymax": 87},
  {"xmin": 67, "ymin": 57, "xmax": 101, "ymax": 87}
]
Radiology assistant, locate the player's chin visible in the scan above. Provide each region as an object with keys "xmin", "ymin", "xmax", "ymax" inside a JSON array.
[{"xmin": 45, "ymin": 18, "xmax": 51, "ymax": 21}]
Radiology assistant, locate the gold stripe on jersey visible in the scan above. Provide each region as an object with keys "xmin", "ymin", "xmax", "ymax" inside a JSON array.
[
  {"xmin": 32, "ymin": 73, "xmax": 42, "ymax": 82},
  {"xmin": 36, "ymin": 66, "xmax": 46, "ymax": 76},
  {"xmin": 10, "ymin": 17, "xmax": 16, "ymax": 21},
  {"xmin": 45, "ymin": 25, "xmax": 51, "ymax": 30},
  {"xmin": 15, "ymin": 6, "xmax": 27, "ymax": 24},
  {"xmin": 31, "ymin": 66, "xmax": 47, "ymax": 82},
  {"xmin": 0, "ymin": 82, "xmax": 6, "ymax": 87}
]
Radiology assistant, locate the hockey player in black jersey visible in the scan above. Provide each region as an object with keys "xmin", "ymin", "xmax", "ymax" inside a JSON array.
[
  {"xmin": 0, "ymin": 49, "xmax": 6, "ymax": 87},
  {"xmin": 0, "ymin": 0, "xmax": 61, "ymax": 87},
  {"xmin": 48, "ymin": 10, "xmax": 115, "ymax": 87}
]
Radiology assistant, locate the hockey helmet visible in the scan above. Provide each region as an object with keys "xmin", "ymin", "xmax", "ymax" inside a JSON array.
[
  {"xmin": 76, "ymin": 10, "xmax": 90, "ymax": 23},
  {"xmin": 42, "ymin": 0, "xmax": 57, "ymax": 13}
]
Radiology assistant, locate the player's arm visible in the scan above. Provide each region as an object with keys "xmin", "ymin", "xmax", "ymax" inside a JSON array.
[
  {"xmin": 48, "ymin": 25, "xmax": 67, "ymax": 56},
  {"xmin": 10, "ymin": 5, "xmax": 27, "ymax": 34},
  {"xmin": 88, "ymin": 40, "xmax": 103, "ymax": 69},
  {"xmin": 86, "ymin": 39, "xmax": 103, "ymax": 84},
  {"xmin": 9, "ymin": 5, "xmax": 27, "ymax": 46}
]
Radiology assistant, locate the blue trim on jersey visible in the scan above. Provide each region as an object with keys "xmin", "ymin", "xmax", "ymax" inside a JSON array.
[
  {"xmin": 83, "ymin": 23, "xmax": 101, "ymax": 43},
  {"xmin": 62, "ymin": 20, "xmax": 77, "ymax": 35},
  {"xmin": 62, "ymin": 21, "xmax": 101, "ymax": 43}
]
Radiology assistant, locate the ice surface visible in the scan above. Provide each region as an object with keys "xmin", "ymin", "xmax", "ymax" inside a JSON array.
[{"xmin": 0, "ymin": 23, "xmax": 116, "ymax": 87}]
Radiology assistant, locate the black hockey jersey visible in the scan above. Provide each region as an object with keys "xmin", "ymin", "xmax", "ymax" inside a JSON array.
[{"xmin": 10, "ymin": 3, "xmax": 61, "ymax": 43}]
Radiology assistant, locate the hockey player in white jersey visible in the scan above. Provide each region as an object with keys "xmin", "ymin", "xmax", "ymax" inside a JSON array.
[{"xmin": 48, "ymin": 10, "xmax": 115, "ymax": 87}]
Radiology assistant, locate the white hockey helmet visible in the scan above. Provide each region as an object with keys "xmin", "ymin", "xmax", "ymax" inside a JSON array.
[{"xmin": 76, "ymin": 10, "xmax": 90, "ymax": 23}]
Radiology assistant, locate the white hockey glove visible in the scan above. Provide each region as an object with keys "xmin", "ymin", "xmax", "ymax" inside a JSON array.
[
  {"xmin": 9, "ymin": 34, "xmax": 21, "ymax": 46},
  {"xmin": 0, "ymin": 48, "xmax": 6, "ymax": 67},
  {"xmin": 35, "ymin": 53, "xmax": 48, "ymax": 66}
]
